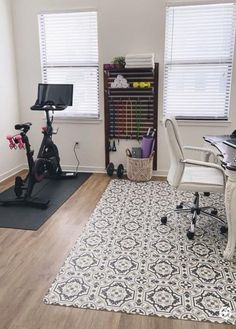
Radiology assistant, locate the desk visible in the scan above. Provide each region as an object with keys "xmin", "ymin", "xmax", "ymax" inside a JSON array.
[{"xmin": 204, "ymin": 135, "xmax": 236, "ymax": 261}]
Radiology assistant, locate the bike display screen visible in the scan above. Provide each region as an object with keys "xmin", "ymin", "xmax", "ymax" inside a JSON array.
[{"xmin": 37, "ymin": 84, "xmax": 73, "ymax": 107}]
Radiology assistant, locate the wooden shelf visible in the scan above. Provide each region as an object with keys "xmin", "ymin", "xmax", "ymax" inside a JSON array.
[
  {"xmin": 108, "ymin": 87, "xmax": 153, "ymax": 91},
  {"xmin": 104, "ymin": 63, "xmax": 159, "ymax": 170}
]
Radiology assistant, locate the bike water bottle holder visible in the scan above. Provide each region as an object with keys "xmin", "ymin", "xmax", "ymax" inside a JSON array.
[
  {"xmin": 53, "ymin": 128, "xmax": 59, "ymax": 135},
  {"xmin": 41, "ymin": 126, "xmax": 58, "ymax": 135},
  {"xmin": 41, "ymin": 126, "xmax": 47, "ymax": 133}
]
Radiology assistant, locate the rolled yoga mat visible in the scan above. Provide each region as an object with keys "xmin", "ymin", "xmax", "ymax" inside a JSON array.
[{"xmin": 141, "ymin": 136, "xmax": 154, "ymax": 158}]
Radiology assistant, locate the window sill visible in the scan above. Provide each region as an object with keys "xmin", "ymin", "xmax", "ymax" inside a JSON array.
[
  {"xmin": 176, "ymin": 119, "xmax": 232, "ymax": 127},
  {"xmin": 43, "ymin": 117, "xmax": 102, "ymax": 124},
  {"xmin": 160, "ymin": 118, "xmax": 232, "ymax": 127}
]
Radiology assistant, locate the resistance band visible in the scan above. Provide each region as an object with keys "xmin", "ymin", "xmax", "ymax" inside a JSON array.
[
  {"xmin": 130, "ymin": 98, "xmax": 133, "ymax": 139},
  {"xmin": 110, "ymin": 98, "xmax": 117, "ymax": 151},
  {"xmin": 113, "ymin": 99, "xmax": 117, "ymax": 151},
  {"xmin": 121, "ymin": 99, "xmax": 125, "ymax": 136},
  {"xmin": 113, "ymin": 99, "xmax": 116, "ymax": 139},
  {"xmin": 147, "ymin": 97, "xmax": 150, "ymax": 120},
  {"xmin": 109, "ymin": 98, "xmax": 115, "ymax": 138},
  {"xmin": 117, "ymin": 99, "xmax": 120, "ymax": 144},
  {"xmin": 135, "ymin": 98, "xmax": 141, "ymax": 141},
  {"xmin": 108, "ymin": 99, "xmax": 112, "ymax": 151},
  {"xmin": 125, "ymin": 100, "xmax": 128, "ymax": 138}
]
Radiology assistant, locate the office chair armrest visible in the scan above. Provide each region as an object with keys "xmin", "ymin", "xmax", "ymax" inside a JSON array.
[
  {"xmin": 183, "ymin": 146, "xmax": 218, "ymax": 161},
  {"xmin": 182, "ymin": 159, "xmax": 226, "ymax": 184},
  {"xmin": 183, "ymin": 146, "xmax": 219, "ymax": 163},
  {"xmin": 183, "ymin": 146, "xmax": 216, "ymax": 156},
  {"xmin": 183, "ymin": 158, "xmax": 224, "ymax": 171}
]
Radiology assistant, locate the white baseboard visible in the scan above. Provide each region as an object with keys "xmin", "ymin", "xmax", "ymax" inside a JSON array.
[
  {"xmin": 0, "ymin": 164, "xmax": 25, "ymax": 183},
  {"xmin": 154, "ymin": 170, "xmax": 168, "ymax": 177},
  {"xmin": 62, "ymin": 165, "xmax": 168, "ymax": 177},
  {"xmin": 61, "ymin": 165, "xmax": 106, "ymax": 174},
  {"xmin": 0, "ymin": 163, "xmax": 167, "ymax": 182},
  {"xmin": 19, "ymin": 164, "xmax": 106, "ymax": 174}
]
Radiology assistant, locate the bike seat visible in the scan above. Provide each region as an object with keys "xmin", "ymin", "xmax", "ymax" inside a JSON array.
[{"xmin": 15, "ymin": 122, "xmax": 32, "ymax": 131}]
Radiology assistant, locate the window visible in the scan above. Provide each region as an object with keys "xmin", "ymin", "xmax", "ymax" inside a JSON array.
[
  {"xmin": 38, "ymin": 11, "xmax": 99, "ymax": 119},
  {"xmin": 164, "ymin": 3, "xmax": 236, "ymax": 120}
]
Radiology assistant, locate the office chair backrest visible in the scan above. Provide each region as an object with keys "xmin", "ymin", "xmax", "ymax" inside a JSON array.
[{"xmin": 164, "ymin": 117, "xmax": 185, "ymax": 187}]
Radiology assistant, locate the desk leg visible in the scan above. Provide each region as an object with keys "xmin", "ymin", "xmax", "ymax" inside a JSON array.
[{"xmin": 224, "ymin": 170, "xmax": 236, "ymax": 260}]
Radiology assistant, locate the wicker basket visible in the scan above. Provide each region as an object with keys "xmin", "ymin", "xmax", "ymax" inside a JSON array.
[{"xmin": 126, "ymin": 149, "xmax": 154, "ymax": 182}]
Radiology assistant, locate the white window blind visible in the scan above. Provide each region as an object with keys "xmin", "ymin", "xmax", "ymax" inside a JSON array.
[
  {"xmin": 38, "ymin": 11, "xmax": 99, "ymax": 119},
  {"xmin": 164, "ymin": 3, "xmax": 236, "ymax": 120}
]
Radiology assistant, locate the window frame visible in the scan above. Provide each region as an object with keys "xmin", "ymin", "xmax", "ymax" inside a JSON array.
[
  {"xmin": 38, "ymin": 9, "xmax": 100, "ymax": 121},
  {"xmin": 163, "ymin": 2, "xmax": 236, "ymax": 121}
]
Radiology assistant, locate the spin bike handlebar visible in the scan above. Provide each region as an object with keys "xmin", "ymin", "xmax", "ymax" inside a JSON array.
[{"xmin": 31, "ymin": 101, "xmax": 66, "ymax": 112}]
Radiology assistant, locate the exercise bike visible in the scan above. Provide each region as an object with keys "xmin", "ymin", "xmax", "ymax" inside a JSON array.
[{"xmin": 1, "ymin": 83, "xmax": 78, "ymax": 209}]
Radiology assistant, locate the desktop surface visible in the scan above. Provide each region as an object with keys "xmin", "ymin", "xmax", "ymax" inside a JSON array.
[
  {"xmin": 204, "ymin": 134, "xmax": 236, "ymax": 171},
  {"xmin": 223, "ymin": 138, "xmax": 236, "ymax": 149}
]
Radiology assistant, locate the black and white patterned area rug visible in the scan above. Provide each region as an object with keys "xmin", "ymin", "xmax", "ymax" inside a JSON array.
[{"xmin": 44, "ymin": 180, "xmax": 236, "ymax": 324}]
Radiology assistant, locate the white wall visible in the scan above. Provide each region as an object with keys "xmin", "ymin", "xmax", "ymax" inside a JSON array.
[
  {"xmin": 0, "ymin": 0, "xmax": 22, "ymax": 181},
  {"xmin": 11, "ymin": 0, "xmax": 236, "ymax": 176}
]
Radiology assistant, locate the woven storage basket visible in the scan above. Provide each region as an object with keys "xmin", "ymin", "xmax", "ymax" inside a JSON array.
[{"xmin": 126, "ymin": 149, "xmax": 154, "ymax": 182}]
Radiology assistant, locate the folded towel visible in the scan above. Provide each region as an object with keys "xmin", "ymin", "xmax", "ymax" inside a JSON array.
[
  {"xmin": 111, "ymin": 74, "xmax": 129, "ymax": 88},
  {"xmin": 126, "ymin": 58, "xmax": 154, "ymax": 64},
  {"xmin": 125, "ymin": 53, "xmax": 155, "ymax": 69},
  {"xmin": 126, "ymin": 55, "xmax": 153, "ymax": 59},
  {"xmin": 126, "ymin": 58, "xmax": 154, "ymax": 63},
  {"xmin": 126, "ymin": 53, "xmax": 154, "ymax": 59},
  {"xmin": 125, "ymin": 63, "xmax": 154, "ymax": 68}
]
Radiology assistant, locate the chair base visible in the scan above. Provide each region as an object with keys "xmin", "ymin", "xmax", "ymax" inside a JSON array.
[{"xmin": 161, "ymin": 192, "xmax": 227, "ymax": 239}]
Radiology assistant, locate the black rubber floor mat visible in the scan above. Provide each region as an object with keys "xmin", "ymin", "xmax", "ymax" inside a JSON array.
[{"xmin": 0, "ymin": 173, "xmax": 91, "ymax": 230}]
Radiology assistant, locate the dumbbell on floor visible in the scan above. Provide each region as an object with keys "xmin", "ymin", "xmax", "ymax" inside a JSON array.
[{"xmin": 106, "ymin": 163, "xmax": 124, "ymax": 179}]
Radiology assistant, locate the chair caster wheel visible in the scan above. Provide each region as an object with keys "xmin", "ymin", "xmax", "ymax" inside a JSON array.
[
  {"xmin": 220, "ymin": 226, "xmax": 228, "ymax": 234},
  {"xmin": 161, "ymin": 216, "xmax": 167, "ymax": 224},
  {"xmin": 187, "ymin": 230, "xmax": 195, "ymax": 240},
  {"xmin": 211, "ymin": 210, "xmax": 218, "ymax": 215},
  {"xmin": 204, "ymin": 192, "xmax": 210, "ymax": 196},
  {"xmin": 176, "ymin": 203, "xmax": 183, "ymax": 209}
]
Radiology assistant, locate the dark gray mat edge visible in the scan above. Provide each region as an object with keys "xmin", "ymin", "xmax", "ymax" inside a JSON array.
[{"xmin": 0, "ymin": 172, "xmax": 92, "ymax": 230}]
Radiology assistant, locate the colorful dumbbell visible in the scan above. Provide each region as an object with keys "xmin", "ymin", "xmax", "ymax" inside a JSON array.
[
  {"xmin": 132, "ymin": 82, "xmax": 151, "ymax": 88},
  {"xmin": 6, "ymin": 134, "xmax": 25, "ymax": 150}
]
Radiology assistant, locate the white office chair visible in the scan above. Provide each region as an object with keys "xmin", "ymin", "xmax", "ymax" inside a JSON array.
[{"xmin": 161, "ymin": 117, "xmax": 227, "ymax": 239}]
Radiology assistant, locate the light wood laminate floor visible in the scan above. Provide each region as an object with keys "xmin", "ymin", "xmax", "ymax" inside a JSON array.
[{"xmin": 0, "ymin": 173, "xmax": 233, "ymax": 329}]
